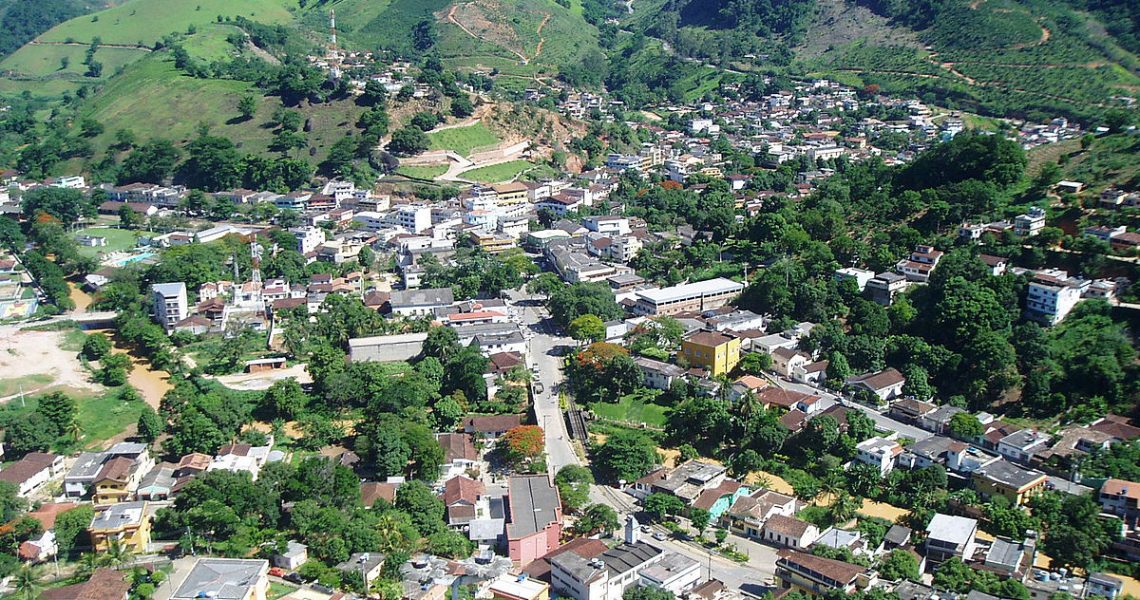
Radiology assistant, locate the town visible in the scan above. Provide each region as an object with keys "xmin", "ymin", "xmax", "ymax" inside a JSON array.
[{"xmin": 0, "ymin": 8, "xmax": 1137, "ymax": 600}]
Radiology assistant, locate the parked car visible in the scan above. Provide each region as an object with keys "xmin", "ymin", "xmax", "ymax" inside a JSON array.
[
  {"xmin": 283, "ymin": 572, "xmax": 305, "ymax": 584},
  {"xmin": 268, "ymin": 567, "xmax": 285, "ymax": 578},
  {"xmin": 652, "ymin": 532, "xmax": 667, "ymax": 541}
]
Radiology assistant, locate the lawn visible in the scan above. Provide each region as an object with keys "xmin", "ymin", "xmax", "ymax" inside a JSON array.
[
  {"xmin": 268, "ymin": 582, "xmax": 298, "ymax": 600},
  {"xmin": 40, "ymin": 0, "xmax": 293, "ymax": 46},
  {"xmin": 0, "ymin": 374, "xmax": 55, "ymax": 398},
  {"xmin": 396, "ymin": 164, "xmax": 448, "ymax": 179},
  {"xmin": 0, "ymin": 45, "xmax": 149, "ymax": 78},
  {"xmin": 77, "ymin": 389, "xmax": 147, "ymax": 449},
  {"xmin": 427, "ymin": 122, "xmax": 500, "ymax": 156},
  {"xmin": 72, "ymin": 227, "xmax": 140, "ymax": 258},
  {"xmin": 461, "ymin": 160, "xmax": 532, "ymax": 183},
  {"xmin": 182, "ymin": 24, "xmax": 244, "ymax": 62},
  {"xmin": 589, "ymin": 391, "xmax": 671, "ymax": 427}
]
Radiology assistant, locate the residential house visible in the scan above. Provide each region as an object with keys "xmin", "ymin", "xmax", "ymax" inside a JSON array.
[
  {"xmin": 506, "ymin": 474, "xmax": 563, "ymax": 566},
  {"xmin": 681, "ymin": 331, "xmax": 741, "ymax": 377},
  {"xmin": 925, "ymin": 514, "xmax": 978, "ymax": 563},
  {"xmin": 845, "ymin": 368, "xmax": 906, "ymax": 402},
  {"xmin": 1013, "ymin": 207, "xmax": 1046, "ymax": 237},
  {"xmin": 635, "ymin": 356, "xmax": 686, "ymax": 391},
  {"xmin": 92, "ymin": 457, "xmax": 143, "ymax": 505},
  {"xmin": 972, "ymin": 460, "xmax": 1047, "ymax": 506},
  {"xmin": 1087, "ymin": 573, "xmax": 1124, "ymax": 600},
  {"xmin": 721, "ymin": 489, "xmax": 797, "ymax": 539},
  {"xmin": 489, "ymin": 574, "xmax": 551, "ymax": 600},
  {"xmin": 636, "ymin": 461, "xmax": 729, "ymax": 509},
  {"xmin": 854, "ymin": 437, "xmax": 903, "ymax": 476},
  {"xmin": 1025, "ymin": 271, "xmax": 1083, "ymax": 325},
  {"xmin": 866, "ymin": 272, "xmax": 907, "ymax": 306},
  {"xmin": 896, "ymin": 245, "xmax": 943, "ymax": 283},
  {"xmin": 772, "ymin": 347, "xmax": 810, "ymax": 379},
  {"xmin": 1099, "ymin": 479, "xmax": 1140, "ymax": 528},
  {"xmin": 272, "ymin": 541, "xmax": 308, "ymax": 571},
  {"xmin": 691, "ymin": 479, "xmax": 751, "ymax": 520},
  {"xmin": 444, "ymin": 475, "xmax": 485, "ymax": 527},
  {"xmin": 437, "ymin": 433, "xmax": 480, "ymax": 480},
  {"xmin": 88, "ymin": 501, "xmax": 150, "ymax": 553},
  {"xmin": 775, "ymin": 550, "xmax": 875, "ymax": 596},
  {"xmin": 793, "ymin": 360, "xmax": 829, "ymax": 387},
  {"xmin": 834, "ymin": 267, "xmax": 876, "ymax": 292},
  {"xmin": 336, "ymin": 552, "xmax": 386, "ymax": 587},
  {"xmin": 464, "ymin": 414, "xmax": 523, "ymax": 440},
  {"xmin": 889, "ymin": 398, "xmax": 937, "ymax": 425},
  {"xmin": 389, "ymin": 287, "xmax": 454, "ymax": 317},
  {"xmin": 523, "ymin": 538, "xmax": 609, "ymax": 584},
  {"xmin": 983, "ymin": 534, "xmax": 1036, "ymax": 581},
  {"xmin": 729, "ymin": 375, "xmax": 769, "ymax": 402},
  {"xmin": 170, "ymin": 558, "xmax": 269, "ymax": 600},
  {"xmin": 638, "ymin": 552, "xmax": 703, "ymax": 597},
  {"xmin": 39, "ymin": 568, "xmax": 130, "ymax": 600},
  {"xmin": 996, "ymin": 429, "xmax": 1050, "ymax": 464},
  {"xmin": 0, "ymin": 452, "xmax": 63, "ymax": 498},
  {"xmin": 920, "ymin": 405, "xmax": 966, "ymax": 435},
  {"xmin": 763, "ymin": 515, "xmax": 820, "ymax": 549},
  {"xmin": 551, "ymin": 517, "xmax": 676, "ymax": 600}
]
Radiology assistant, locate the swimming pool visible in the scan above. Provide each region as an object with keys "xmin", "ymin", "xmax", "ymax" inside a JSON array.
[{"xmin": 109, "ymin": 252, "xmax": 156, "ymax": 267}]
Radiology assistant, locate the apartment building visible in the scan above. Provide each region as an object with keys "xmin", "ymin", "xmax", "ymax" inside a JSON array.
[{"xmin": 631, "ymin": 278, "xmax": 744, "ymax": 316}]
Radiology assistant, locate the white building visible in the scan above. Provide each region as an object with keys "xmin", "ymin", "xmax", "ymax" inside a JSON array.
[
  {"xmin": 1025, "ymin": 270, "xmax": 1083, "ymax": 325},
  {"xmin": 1014, "ymin": 207, "xmax": 1046, "ymax": 237},
  {"xmin": 854, "ymin": 437, "xmax": 902, "ymax": 476},
  {"xmin": 390, "ymin": 205, "xmax": 432, "ymax": 233},
  {"xmin": 925, "ymin": 514, "xmax": 978, "ymax": 563},
  {"xmin": 151, "ymin": 282, "xmax": 188, "ymax": 330},
  {"xmin": 583, "ymin": 216, "xmax": 631, "ymax": 236},
  {"xmin": 292, "ymin": 226, "xmax": 327, "ymax": 254},
  {"xmin": 834, "ymin": 267, "xmax": 875, "ymax": 291}
]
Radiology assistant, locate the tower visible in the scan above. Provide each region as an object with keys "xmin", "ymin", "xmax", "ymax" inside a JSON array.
[
  {"xmin": 250, "ymin": 241, "xmax": 263, "ymax": 286},
  {"xmin": 624, "ymin": 514, "xmax": 639, "ymax": 544},
  {"xmin": 329, "ymin": 9, "xmax": 337, "ymax": 49}
]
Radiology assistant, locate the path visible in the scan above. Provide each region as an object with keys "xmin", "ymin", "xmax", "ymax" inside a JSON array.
[
  {"xmin": 28, "ymin": 40, "xmax": 152, "ymax": 51},
  {"xmin": 446, "ymin": 3, "xmax": 529, "ymax": 64},
  {"xmin": 532, "ymin": 13, "xmax": 552, "ymax": 61},
  {"xmin": 427, "ymin": 117, "xmax": 482, "ymax": 133},
  {"xmin": 245, "ymin": 41, "xmax": 280, "ymax": 66}
]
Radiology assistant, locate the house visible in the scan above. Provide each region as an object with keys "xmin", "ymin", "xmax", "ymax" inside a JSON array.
[
  {"xmin": 151, "ymin": 282, "xmax": 188, "ymax": 330},
  {"xmin": 89, "ymin": 501, "xmax": 150, "ymax": 553},
  {"xmin": 979, "ymin": 254, "xmax": 1008, "ymax": 276},
  {"xmin": 1099, "ymin": 479, "xmax": 1140, "ymax": 528},
  {"xmin": 729, "ymin": 375, "xmax": 769, "ymax": 402},
  {"xmin": 39, "ymin": 568, "xmax": 130, "ymax": 600},
  {"xmin": 506, "ymin": 474, "xmax": 563, "ymax": 566},
  {"xmin": 763, "ymin": 515, "xmax": 820, "ymax": 549},
  {"xmin": 639, "ymin": 460, "xmax": 730, "ymax": 508},
  {"xmin": 464, "ymin": 414, "xmax": 523, "ymax": 440},
  {"xmin": 681, "ymin": 331, "xmax": 741, "ymax": 377},
  {"xmin": 489, "ymin": 574, "xmax": 551, "ymax": 600},
  {"xmin": 444, "ymin": 475, "xmax": 485, "ymax": 527},
  {"xmin": 925, "ymin": 514, "xmax": 978, "ymax": 563},
  {"xmin": 92, "ymin": 456, "xmax": 142, "ymax": 505},
  {"xmin": 1013, "ymin": 207, "xmax": 1046, "ymax": 237},
  {"xmin": 523, "ymin": 537, "xmax": 609, "ymax": 584},
  {"xmin": 1055, "ymin": 180, "xmax": 1085, "ymax": 195},
  {"xmin": 0, "ymin": 452, "xmax": 63, "ymax": 497},
  {"xmin": 1087, "ymin": 573, "xmax": 1124, "ymax": 600},
  {"xmin": 721, "ymin": 489, "xmax": 797, "ymax": 539},
  {"xmin": 793, "ymin": 360, "xmax": 829, "ymax": 387},
  {"xmin": 775, "ymin": 550, "xmax": 875, "ymax": 596},
  {"xmin": 336, "ymin": 552, "xmax": 386, "ymax": 586},
  {"xmin": 635, "ymin": 356, "xmax": 686, "ymax": 391},
  {"xmin": 834, "ymin": 267, "xmax": 876, "ymax": 291},
  {"xmin": 1025, "ymin": 271, "xmax": 1083, "ymax": 325},
  {"xmin": 866, "ymin": 272, "xmax": 907, "ymax": 306},
  {"xmin": 691, "ymin": 479, "xmax": 750, "ymax": 520},
  {"xmin": 551, "ymin": 517, "xmax": 677, "ymax": 600},
  {"xmin": 437, "ymin": 433, "xmax": 479, "ymax": 479},
  {"xmin": 360, "ymin": 481, "xmax": 400, "ymax": 508},
  {"xmin": 771, "ymin": 347, "xmax": 810, "ymax": 379},
  {"xmin": 889, "ymin": 398, "xmax": 937, "ymax": 424},
  {"xmin": 389, "ymin": 287, "xmax": 454, "ymax": 316},
  {"xmin": 854, "ymin": 437, "xmax": 903, "ymax": 476},
  {"xmin": 845, "ymin": 368, "xmax": 906, "ymax": 402},
  {"xmin": 813, "ymin": 527, "xmax": 867, "ymax": 555},
  {"xmin": 896, "ymin": 437, "xmax": 956, "ymax": 470},
  {"xmin": 972, "ymin": 460, "xmax": 1047, "ymax": 506},
  {"xmin": 921, "ymin": 405, "xmax": 966, "ymax": 435},
  {"xmin": 638, "ymin": 552, "xmax": 703, "ymax": 597},
  {"xmin": 996, "ymin": 429, "xmax": 1050, "ymax": 464},
  {"xmin": 273, "ymin": 541, "xmax": 308, "ymax": 570},
  {"xmin": 896, "ymin": 245, "xmax": 943, "ymax": 283},
  {"xmin": 983, "ymin": 534, "xmax": 1036, "ymax": 580},
  {"xmin": 170, "ymin": 558, "xmax": 269, "ymax": 600}
]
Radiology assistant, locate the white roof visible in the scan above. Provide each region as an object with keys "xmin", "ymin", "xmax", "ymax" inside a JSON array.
[
  {"xmin": 635, "ymin": 278, "xmax": 743, "ymax": 304},
  {"xmin": 926, "ymin": 513, "xmax": 977, "ymax": 545}
]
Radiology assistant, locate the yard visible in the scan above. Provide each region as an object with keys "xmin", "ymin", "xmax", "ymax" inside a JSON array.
[
  {"xmin": 428, "ymin": 122, "xmax": 499, "ymax": 156},
  {"xmin": 268, "ymin": 582, "xmax": 298, "ymax": 600},
  {"xmin": 461, "ymin": 160, "xmax": 532, "ymax": 183},
  {"xmin": 72, "ymin": 227, "xmax": 140, "ymax": 258},
  {"xmin": 589, "ymin": 390, "xmax": 671, "ymax": 428},
  {"xmin": 396, "ymin": 164, "xmax": 449, "ymax": 180}
]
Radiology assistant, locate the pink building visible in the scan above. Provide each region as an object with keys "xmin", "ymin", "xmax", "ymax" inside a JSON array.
[{"xmin": 506, "ymin": 475, "xmax": 563, "ymax": 566}]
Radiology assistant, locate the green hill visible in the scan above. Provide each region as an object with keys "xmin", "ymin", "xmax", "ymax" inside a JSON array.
[
  {"xmin": 0, "ymin": 0, "xmax": 113, "ymax": 58},
  {"xmin": 38, "ymin": 0, "xmax": 294, "ymax": 46}
]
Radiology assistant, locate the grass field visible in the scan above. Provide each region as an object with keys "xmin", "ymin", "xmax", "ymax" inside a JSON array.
[
  {"xmin": 72, "ymin": 227, "xmax": 140, "ymax": 257},
  {"xmin": 0, "ymin": 78, "xmax": 79, "ymax": 100},
  {"xmin": 268, "ymin": 582, "xmax": 298, "ymax": 600},
  {"xmin": 396, "ymin": 164, "xmax": 448, "ymax": 179},
  {"xmin": 428, "ymin": 122, "xmax": 500, "ymax": 156},
  {"xmin": 0, "ymin": 44, "xmax": 149, "ymax": 78},
  {"xmin": 77, "ymin": 389, "xmax": 146, "ymax": 449},
  {"xmin": 39, "ymin": 0, "xmax": 293, "ymax": 46},
  {"xmin": 75, "ymin": 54, "xmax": 370, "ymax": 165},
  {"xmin": 462, "ymin": 160, "xmax": 532, "ymax": 183},
  {"xmin": 589, "ymin": 392, "xmax": 670, "ymax": 427},
  {"xmin": 0, "ymin": 374, "xmax": 55, "ymax": 398},
  {"xmin": 182, "ymin": 24, "xmax": 243, "ymax": 62}
]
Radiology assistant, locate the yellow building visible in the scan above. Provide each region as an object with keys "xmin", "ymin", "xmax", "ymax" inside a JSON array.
[
  {"xmin": 89, "ymin": 501, "xmax": 150, "ymax": 553},
  {"xmin": 92, "ymin": 457, "xmax": 137, "ymax": 505},
  {"xmin": 492, "ymin": 182, "xmax": 529, "ymax": 205},
  {"xmin": 681, "ymin": 331, "xmax": 741, "ymax": 376},
  {"xmin": 972, "ymin": 462, "xmax": 1047, "ymax": 506}
]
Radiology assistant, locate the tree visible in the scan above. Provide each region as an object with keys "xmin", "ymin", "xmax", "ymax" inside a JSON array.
[
  {"xmin": 737, "ymin": 352, "xmax": 772, "ymax": 375},
  {"xmin": 575, "ymin": 503, "xmax": 620, "ymax": 536},
  {"xmin": 948, "ymin": 412, "xmax": 984, "ymax": 439},
  {"xmin": 136, "ymin": 405, "xmax": 163, "ymax": 443},
  {"xmin": 395, "ymin": 480, "xmax": 446, "ymax": 537},
  {"xmin": 360, "ymin": 80, "xmax": 388, "ymax": 107},
  {"xmin": 555, "ymin": 465, "xmax": 594, "ymax": 513},
  {"xmin": 426, "ymin": 529, "xmax": 474, "ymax": 558},
  {"xmin": 36, "ymin": 391, "xmax": 77, "ymax": 438},
  {"xmin": 262, "ymin": 378, "xmax": 309, "ymax": 419},
  {"xmin": 878, "ymin": 549, "xmax": 919, "ymax": 581},
  {"xmin": 4, "ymin": 413, "xmax": 56, "ymax": 457},
  {"xmin": 451, "ymin": 95, "xmax": 474, "ymax": 118},
  {"xmin": 120, "ymin": 139, "xmax": 181, "ymax": 184},
  {"xmin": 422, "ymin": 326, "xmax": 461, "ymax": 363},
  {"xmin": 644, "ymin": 493, "xmax": 685, "ymax": 522},
  {"xmin": 388, "ymin": 127, "xmax": 430, "ymax": 156},
  {"xmin": 53, "ymin": 505, "xmax": 95, "ymax": 557},
  {"xmin": 498, "ymin": 425, "xmax": 545, "ymax": 470},
  {"xmin": 624, "ymin": 587, "xmax": 674, "ymax": 600},
  {"xmin": 590, "ymin": 430, "xmax": 658, "ymax": 483},
  {"xmin": 237, "ymin": 95, "xmax": 257, "ymax": 120},
  {"xmin": 81, "ymin": 333, "xmax": 112, "ymax": 360},
  {"xmin": 12, "ymin": 565, "xmax": 42, "ymax": 600},
  {"xmin": 690, "ymin": 507, "xmax": 711, "ymax": 536},
  {"xmin": 568, "ymin": 314, "xmax": 605, "ymax": 344}
]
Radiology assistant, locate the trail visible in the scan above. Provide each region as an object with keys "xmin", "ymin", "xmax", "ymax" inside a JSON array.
[
  {"xmin": 245, "ymin": 41, "xmax": 280, "ymax": 66},
  {"xmin": 28, "ymin": 40, "xmax": 152, "ymax": 51},
  {"xmin": 446, "ymin": 3, "xmax": 529, "ymax": 64},
  {"xmin": 532, "ymin": 13, "xmax": 552, "ymax": 60}
]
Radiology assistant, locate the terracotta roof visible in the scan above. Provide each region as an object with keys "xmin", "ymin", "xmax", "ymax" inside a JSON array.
[
  {"xmin": 765, "ymin": 514, "xmax": 814, "ymax": 539},
  {"xmin": 756, "ymin": 387, "xmax": 815, "ymax": 409},
  {"xmin": 361, "ymin": 481, "xmax": 398, "ymax": 507},
  {"xmin": 40, "ymin": 568, "xmax": 129, "ymax": 600},
  {"xmin": 448, "ymin": 504, "xmax": 477, "ymax": 524},
  {"xmin": 0, "ymin": 452, "xmax": 58, "ymax": 486},
  {"xmin": 777, "ymin": 549, "xmax": 866, "ymax": 585},
  {"xmin": 1090, "ymin": 415, "xmax": 1140, "ymax": 441},
  {"xmin": 177, "ymin": 453, "xmax": 212, "ymax": 472},
  {"xmin": 522, "ymin": 537, "xmax": 608, "ymax": 582},
  {"xmin": 464, "ymin": 414, "xmax": 522, "ymax": 433},
  {"xmin": 848, "ymin": 368, "xmax": 905, "ymax": 391},
  {"xmin": 734, "ymin": 375, "xmax": 768, "ymax": 391},
  {"xmin": 437, "ymin": 433, "xmax": 478, "ymax": 463},
  {"xmin": 487, "ymin": 351, "xmax": 524, "ymax": 373},
  {"xmin": 685, "ymin": 331, "xmax": 736, "ymax": 348},
  {"xmin": 443, "ymin": 476, "xmax": 484, "ymax": 506},
  {"xmin": 779, "ymin": 409, "xmax": 808, "ymax": 432},
  {"xmin": 693, "ymin": 480, "xmax": 743, "ymax": 511},
  {"xmin": 1101, "ymin": 478, "xmax": 1140, "ymax": 500}
]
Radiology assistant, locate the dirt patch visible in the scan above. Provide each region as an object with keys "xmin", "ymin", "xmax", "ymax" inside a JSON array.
[
  {"xmin": 796, "ymin": 0, "xmax": 920, "ymax": 59},
  {"xmin": 744, "ymin": 470, "xmax": 795, "ymax": 495},
  {"xmin": 69, "ymin": 283, "xmax": 92, "ymax": 312},
  {"xmin": 857, "ymin": 498, "xmax": 910, "ymax": 522},
  {"xmin": 0, "ymin": 326, "xmax": 100, "ymax": 399},
  {"xmin": 213, "ymin": 363, "xmax": 311, "ymax": 391},
  {"xmin": 658, "ymin": 447, "xmax": 680, "ymax": 468},
  {"xmin": 108, "ymin": 347, "xmax": 171, "ymax": 410}
]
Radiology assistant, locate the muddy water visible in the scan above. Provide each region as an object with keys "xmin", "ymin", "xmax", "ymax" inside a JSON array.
[
  {"xmin": 108, "ymin": 347, "xmax": 173, "ymax": 410},
  {"xmin": 68, "ymin": 283, "xmax": 92, "ymax": 312}
]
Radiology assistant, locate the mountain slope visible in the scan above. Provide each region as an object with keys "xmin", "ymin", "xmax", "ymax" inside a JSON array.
[{"xmin": 0, "ymin": 0, "xmax": 110, "ymax": 58}]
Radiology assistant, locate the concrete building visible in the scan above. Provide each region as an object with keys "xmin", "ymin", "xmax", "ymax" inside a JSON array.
[
  {"xmin": 845, "ymin": 368, "xmax": 906, "ymax": 402},
  {"xmin": 634, "ymin": 356, "xmax": 686, "ymax": 391},
  {"xmin": 506, "ymin": 475, "xmax": 563, "ymax": 566},
  {"xmin": 681, "ymin": 331, "xmax": 741, "ymax": 377},
  {"xmin": 391, "ymin": 205, "xmax": 432, "ymax": 233},
  {"xmin": 551, "ymin": 517, "xmax": 688, "ymax": 600},
  {"xmin": 170, "ymin": 558, "xmax": 269, "ymax": 600},
  {"xmin": 0, "ymin": 452, "xmax": 63, "ymax": 498},
  {"xmin": 348, "ymin": 332, "xmax": 429, "ymax": 362},
  {"xmin": 631, "ymin": 278, "xmax": 744, "ymax": 316},
  {"xmin": 854, "ymin": 437, "xmax": 903, "ymax": 476},
  {"xmin": 89, "ymin": 501, "xmax": 150, "ymax": 553},
  {"xmin": 292, "ymin": 226, "xmax": 327, "ymax": 255},
  {"xmin": 972, "ymin": 460, "xmax": 1047, "ymax": 506},
  {"xmin": 775, "ymin": 550, "xmax": 874, "ymax": 596},
  {"xmin": 1014, "ymin": 207, "xmax": 1046, "ymax": 237},
  {"xmin": 489, "ymin": 574, "xmax": 551, "ymax": 600},
  {"xmin": 924, "ymin": 514, "xmax": 978, "ymax": 563},
  {"xmin": 151, "ymin": 282, "xmax": 188, "ymax": 330},
  {"xmin": 896, "ymin": 245, "xmax": 943, "ymax": 283},
  {"xmin": 1099, "ymin": 479, "xmax": 1140, "ymax": 528},
  {"xmin": 834, "ymin": 267, "xmax": 876, "ymax": 291},
  {"xmin": 762, "ymin": 515, "xmax": 820, "ymax": 549},
  {"xmin": 1025, "ymin": 271, "xmax": 1083, "ymax": 325},
  {"xmin": 389, "ymin": 287, "xmax": 454, "ymax": 316}
]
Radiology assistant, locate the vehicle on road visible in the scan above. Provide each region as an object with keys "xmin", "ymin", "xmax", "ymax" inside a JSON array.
[
  {"xmin": 534, "ymin": 382, "xmax": 544, "ymax": 394},
  {"xmin": 652, "ymin": 532, "xmax": 667, "ymax": 541}
]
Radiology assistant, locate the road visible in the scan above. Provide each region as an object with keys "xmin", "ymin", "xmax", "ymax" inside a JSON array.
[{"xmin": 773, "ymin": 377, "xmax": 933, "ymax": 441}]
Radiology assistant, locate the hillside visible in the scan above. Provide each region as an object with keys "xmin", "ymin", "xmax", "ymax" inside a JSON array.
[{"xmin": 0, "ymin": 0, "xmax": 114, "ymax": 58}]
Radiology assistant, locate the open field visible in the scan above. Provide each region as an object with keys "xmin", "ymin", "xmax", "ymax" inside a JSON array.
[
  {"xmin": 428, "ymin": 122, "xmax": 499, "ymax": 156},
  {"xmin": 72, "ymin": 227, "xmax": 140, "ymax": 258},
  {"xmin": 396, "ymin": 164, "xmax": 449, "ymax": 179},
  {"xmin": 0, "ymin": 78, "xmax": 80, "ymax": 100},
  {"xmin": 39, "ymin": 0, "xmax": 293, "ymax": 46},
  {"xmin": 589, "ymin": 392, "xmax": 670, "ymax": 427},
  {"xmin": 182, "ymin": 23, "xmax": 244, "ymax": 62},
  {"xmin": 0, "ymin": 44, "xmax": 148, "ymax": 78},
  {"xmin": 0, "ymin": 327, "xmax": 101, "ymax": 398},
  {"xmin": 461, "ymin": 160, "xmax": 532, "ymax": 183}
]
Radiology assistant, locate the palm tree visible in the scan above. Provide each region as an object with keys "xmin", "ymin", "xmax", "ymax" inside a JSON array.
[
  {"xmin": 829, "ymin": 491, "xmax": 862, "ymax": 525},
  {"xmin": 735, "ymin": 390, "xmax": 761, "ymax": 423},
  {"xmin": 101, "ymin": 538, "xmax": 134, "ymax": 567},
  {"xmin": 13, "ymin": 565, "xmax": 42, "ymax": 600},
  {"xmin": 65, "ymin": 419, "xmax": 83, "ymax": 442},
  {"xmin": 76, "ymin": 551, "xmax": 101, "ymax": 578},
  {"xmin": 374, "ymin": 513, "xmax": 406, "ymax": 553}
]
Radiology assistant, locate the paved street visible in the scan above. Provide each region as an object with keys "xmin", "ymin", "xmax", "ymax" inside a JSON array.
[{"xmin": 774, "ymin": 378, "xmax": 933, "ymax": 441}]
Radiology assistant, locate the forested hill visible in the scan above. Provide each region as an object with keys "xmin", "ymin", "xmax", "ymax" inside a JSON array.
[{"xmin": 0, "ymin": 0, "xmax": 107, "ymax": 58}]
